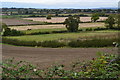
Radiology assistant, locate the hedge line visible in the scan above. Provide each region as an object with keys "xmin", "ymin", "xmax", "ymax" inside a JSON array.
[
  {"xmin": 23, "ymin": 28, "xmax": 108, "ymax": 35},
  {"xmin": 2, "ymin": 37, "xmax": 119, "ymax": 48}
]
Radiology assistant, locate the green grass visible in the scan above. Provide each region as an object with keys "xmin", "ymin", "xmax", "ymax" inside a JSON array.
[
  {"xmin": 22, "ymin": 28, "xmax": 67, "ymax": 35},
  {"xmin": 21, "ymin": 25, "xmax": 106, "ymax": 35},
  {"xmin": 4, "ymin": 30, "xmax": 119, "ymax": 42}
]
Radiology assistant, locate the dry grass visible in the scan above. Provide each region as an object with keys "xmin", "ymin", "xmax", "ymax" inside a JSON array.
[
  {"xmin": 23, "ymin": 17, "xmax": 107, "ymax": 23},
  {"xmin": 9, "ymin": 22, "xmax": 105, "ymax": 31}
]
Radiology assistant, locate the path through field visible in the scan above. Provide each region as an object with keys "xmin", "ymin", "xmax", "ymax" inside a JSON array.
[{"xmin": 2, "ymin": 44, "xmax": 118, "ymax": 69}]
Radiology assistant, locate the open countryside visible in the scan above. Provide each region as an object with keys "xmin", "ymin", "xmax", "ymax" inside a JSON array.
[{"xmin": 1, "ymin": 2, "xmax": 120, "ymax": 78}]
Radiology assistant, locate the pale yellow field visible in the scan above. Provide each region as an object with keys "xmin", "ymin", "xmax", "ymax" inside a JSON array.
[
  {"xmin": 9, "ymin": 22, "xmax": 105, "ymax": 31},
  {"xmin": 23, "ymin": 17, "xmax": 107, "ymax": 23}
]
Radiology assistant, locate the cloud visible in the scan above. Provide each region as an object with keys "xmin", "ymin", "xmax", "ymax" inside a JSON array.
[
  {"xmin": 1, "ymin": 0, "xmax": 119, "ymax": 4},
  {"xmin": 1, "ymin": 0, "xmax": 119, "ymax": 8}
]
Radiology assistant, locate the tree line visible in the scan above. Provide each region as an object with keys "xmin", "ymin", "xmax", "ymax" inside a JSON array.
[{"xmin": 2, "ymin": 8, "xmax": 118, "ymax": 15}]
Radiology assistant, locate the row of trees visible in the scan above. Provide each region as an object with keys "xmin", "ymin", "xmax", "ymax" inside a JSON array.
[
  {"xmin": 2, "ymin": 8, "xmax": 117, "ymax": 15},
  {"xmin": 64, "ymin": 14, "xmax": 120, "ymax": 32}
]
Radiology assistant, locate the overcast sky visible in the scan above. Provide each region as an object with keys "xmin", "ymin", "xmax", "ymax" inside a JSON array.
[{"xmin": 1, "ymin": 0, "xmax": 120, "ymax": 9}]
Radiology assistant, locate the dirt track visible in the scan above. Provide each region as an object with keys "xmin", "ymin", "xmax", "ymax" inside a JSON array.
[{"xmin": 2, "ymin": 44, "xmax": 118, "ymax": 69}]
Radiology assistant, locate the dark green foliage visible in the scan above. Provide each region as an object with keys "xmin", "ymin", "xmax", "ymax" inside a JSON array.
[
  {"xmin": 3, "ymin": 28, "xmax": 24, "ymax": 36},
  {"xmin": 46, "ymin": 15, "xmax": 52, "ymax": 19},
  {"xmin": 91, "ymin": 13, "xmax": 99, "ymax": 22},
  {"xmin": 2, "ymin": 37, "xmax": 119, "ymax": 48},
  {"xmin": 64, "ymin": 16, "xmax": 80, "ymax": 32},
  {"xmin": 115, "ymin": 14, "xmax": 120, "ymax": 29},
  {"xmin": 1, "ymin": 23, "xmax": 23, "ymax": 36},
  {"xmin": 3, "ymin": 28, "xmax": 11, "ymax": 36},
  {"xmin": 2, "ymin": 38, "xmax": 39, "ymax": 47},
  {"xmin": 105, "ymin": 15, "xmax": 115, "ymax": 29},
  {"xmin": 68, "ymin": 38, "xmax": 119, "ymax": 48},
  {"xmin": 41, "ymin": 40, "xmax": 65, "ymax": 48}
]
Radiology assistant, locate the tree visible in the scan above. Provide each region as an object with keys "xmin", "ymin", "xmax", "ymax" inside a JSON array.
[
  {"xmin": 115, "ymin": 14, "xmax": 120, "ymax": 29},
  {"xmin": 0, "ymin": 23, "xmax": 8, "ymax": 32},
  {"xmin": 91, "ymin": 13, "xmax": 99, "ymax": 22},
  {"xmin": 64, "ymin": 16, "xmax": 80, "ymax": 32},
  {"xmin": 105, "ymin": 15, "xmax": 115, "ymax": 29},
  {"xmin": 46, "ymin": 15, "xmax": 52, "ymax": 19}
]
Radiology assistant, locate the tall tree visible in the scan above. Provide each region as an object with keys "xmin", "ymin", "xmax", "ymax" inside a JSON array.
[
  {"xmin": 64, "ymin": 16, "xmax": 80, "ymax": 32},
  {"xmin": 105, "ymin": 15, "xmax": 115, "ymax": 29},
  {"xmin": 91, "ymin": 13, "xmax": 99, "ymax": 22}
]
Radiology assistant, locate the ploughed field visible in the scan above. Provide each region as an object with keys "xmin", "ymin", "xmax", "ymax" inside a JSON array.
[
  {"xmin": 2, "ymin": 44, "xmax": 118, "ymax": 69},
  {"xmin": 23, "ymin": 17, "xmax": 107, "ymax": 23},
  {"xmin": 1, "ymin": 18, "xmax": 40, "ymax": 26}
]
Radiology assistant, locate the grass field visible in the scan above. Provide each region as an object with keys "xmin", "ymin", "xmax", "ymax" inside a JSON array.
[{"xmin": 4, "ymin": 30, "xmax": 118, "ymax": 42}]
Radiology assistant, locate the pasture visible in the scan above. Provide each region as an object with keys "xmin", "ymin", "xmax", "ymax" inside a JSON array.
[{"xmin": 4, "ymin": 30, "xmax": 118, "ymax": 42}]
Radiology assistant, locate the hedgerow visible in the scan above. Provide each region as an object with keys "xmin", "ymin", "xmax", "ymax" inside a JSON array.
[{"xmin": 2, "ymin": 37, "xmax": 119, "ymax": 48}]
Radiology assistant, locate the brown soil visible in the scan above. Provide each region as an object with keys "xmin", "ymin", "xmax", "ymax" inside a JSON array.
[
  {"xmin": 2, "ymin": 44, "xmax": 118, "ymax": 69},
  {"xmin": 1, "ymin": 18, "xmax": 39, "ymax": 26}
]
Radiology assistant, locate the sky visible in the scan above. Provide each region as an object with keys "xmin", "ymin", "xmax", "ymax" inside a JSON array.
[{"xmin": 1, "ymin": 0, "xmax": 120, "ymax": 9}]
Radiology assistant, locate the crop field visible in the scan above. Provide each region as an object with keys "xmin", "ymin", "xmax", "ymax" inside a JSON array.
[
  {"xmin": 1, "ymin": 18, "xmax": 40, "ymax": 26},
  {"xmin": 23, "ymin": 17, "xmax": 107, "ymax": 23},
  {"xmin": 9, "ymin": 22, "xmax": 105, "ymax": 31}
]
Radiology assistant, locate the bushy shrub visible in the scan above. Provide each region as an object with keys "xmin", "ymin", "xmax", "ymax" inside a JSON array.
[
  {"xmin": 70, "ymin": 53, "xmax": 120, "ymax": 78},
  {"xmin": 2, "ymin": 38, "xmax": 39, "ymax": 47},
  {"xmin": 41, "ymin": 40, "xmax": 66, "ymax": 48},
  {"xmin": 85, "ymin": 28, "xmax": 93, "ymax": 31},
  {"xmin": 68, "ymin": 38, "xmax": 119, "ymax": 48},
  {"xmin": 3, "ymin": 28, "xmax": 24, "ymax": 36},
  {"xmin": 2, "ymin": 37, "xmax": 119, "ymax": 48},
  {"xmin": 46, "ymin": 15, "xmax": 52, "ymax": 19}
]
